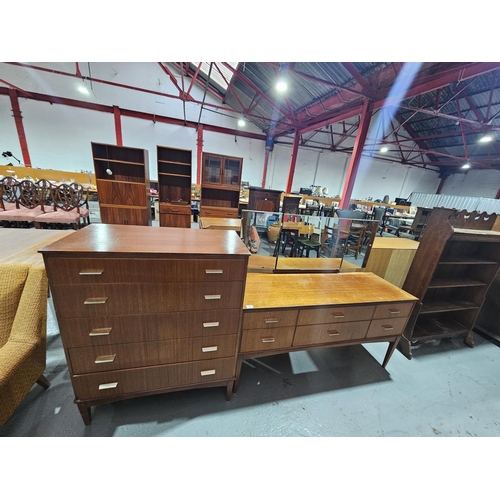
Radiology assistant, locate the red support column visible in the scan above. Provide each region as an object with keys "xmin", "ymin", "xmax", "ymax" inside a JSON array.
[
  {"xmin": 113, "ymin": 106, "xmax": 123, "ymax": 146},
  {"xmin": 285, "ymin": 130, "xmax": 300, "ymax": 193},
  {"xmin": 8, "ymin": 89, "xmax": 32, "ymax": 167},
  {"xmin": 196, "ymin": 125, "xmax": 204, "ymax": 185},
  {"xmin": 261, "ymin": 150, "xmax": 270, "ymax": 188},
  {"xmin": 339, "ymin": 100, "xmax": 373, "ymax": 209}
]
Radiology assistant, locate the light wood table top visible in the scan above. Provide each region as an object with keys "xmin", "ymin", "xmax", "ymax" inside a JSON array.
[
  {"xmin": 0, "ymin": 228, "xmax": 75, "ymax": 265},
  {"xmin": 248, "ymin": 255, "xmax": 361, "ymax": 273},
  {"xmin": 198, "ymin": 217, "xmax": 241, "ymax": 234},
  {"xmin": 372, "ymin": 237, "xmax": 419, "ymax": 249}
]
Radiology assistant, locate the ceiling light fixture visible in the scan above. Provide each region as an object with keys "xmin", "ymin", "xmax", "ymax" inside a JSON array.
[
  {"xmin": 276, "ymin": 79, "xmax": 287, "ymax": 92},
  {"xmin": 479, "ymin": 135, "xmax": 493, "ymax": 143},
  {"xmin": 461, "ymin": 163, "xmax": 470, "ymax": 169},
  {"xmin": 380, "ymin": 146, "xmax": 389, "ymax": 153},
  {"xmin": 237, "ymin": 116, "xmax": 246, "ymax": 127},
  {"xmin": 78, "ymin": 85, "xmax": 89, "ymax": 94}
]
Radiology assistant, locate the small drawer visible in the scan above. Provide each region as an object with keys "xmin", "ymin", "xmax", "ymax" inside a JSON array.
[
  {"xmin": 67, "ymin": 334, "xmax": 238, "ymax": 374},
  {"xmin": 159, "ymin": 203, "xmax": 191, "ymax": 215},
  {"xmin": 240, "ymin": 326, "xmax": 295, "ymax": 353},
  {"xmin": 372, "ymin": 302, "xmax": 414, "ymax": 319},
  {"xmin": 297, "ymin": 305, "xmax": 375, "ymax": 325},
  {"xmin": 243, "ymin": 310, "xmax": 298, "ymax": 330},
  {"xmin": 200, "ymin": 207, "xmax": 239, "ymax": 218},
  {"xmin": 293, "ymin": 321, "xmax": 370, "ymax": 347},
  {"xmin": 366, "ymin": 317, "xmax": 408, "ymax": 338},
  {"xmin": 58, "ymin": 309, "xmax": 241, "ymax": 347},
  {"xmin": 71, "ymin": 358, "xmax": 236, "ymax": 400}
]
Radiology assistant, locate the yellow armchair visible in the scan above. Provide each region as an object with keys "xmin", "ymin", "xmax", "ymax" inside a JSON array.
[{"xmin": 0, "ymin": 264, "xmax": 50, "ymax": 427}]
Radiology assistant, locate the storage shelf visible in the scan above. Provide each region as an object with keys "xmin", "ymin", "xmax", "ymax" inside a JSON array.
[
  {"xmin": 413, "ymin": 317, "xmax": 470, "ymax": 340},
  {"xmin": 96, "ymin": 179, "xmax": 145, "ymax": 185},
  {"xmin": 438, "ymin": 257, "xmax": 498, "ymax": 265},
  {"xmin": 94, "ymin": 157, "xmax": 145, "ymax": 166},
  {"xmin": 159, "ymin": 172, "xmax": 191, "ymax": 178},
  {"xmin": 158, "ymin": 160, "xmax": 191, "ymax": 166},
  {"xmin": 420, "ymin": 300, "xmax": 480, "ymax": 314},
  {"xmin": 428, "ymin": 278, "xmax": 487, "ymax": 288}
]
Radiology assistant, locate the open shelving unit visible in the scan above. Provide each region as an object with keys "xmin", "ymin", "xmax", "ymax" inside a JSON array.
[
  {"xmin": 200, "ymin": 153, "xmax": 242, "ymax": 218},
  {"xmin": 157, "ymin": 146, "xmax": 192, "ymax": 228},
  {"xmin": 400, "ymin": 207, "xmax": 500, "ymax": 359},
  {"xmin": 91, "ymin": 142, "xmax": 151, "ymax": 226}
]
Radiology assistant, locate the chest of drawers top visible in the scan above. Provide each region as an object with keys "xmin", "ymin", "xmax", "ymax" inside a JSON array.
[
  {"xmin": 243, "ymin": 272, "xmax": 417, "ymax": 310},
  {"xmin": 39, "ymin": 224, "xmax": 250, "ymax": 260}
]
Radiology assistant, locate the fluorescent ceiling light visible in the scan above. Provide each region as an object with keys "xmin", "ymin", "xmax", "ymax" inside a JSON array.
[
  {"xmin": 479, "ymin": 135, "xmax": 493, "ymax": 143},
  {"xmin": 461, "ymin": 163, "xmax": 470, "ymax": 169},
  {"xmin": 380, "ymin": 146, "xmax": 389, "ymax": 153},
  {"xmin": 78, "ymin": 86, "xmax": 89, "ymax": 94}
]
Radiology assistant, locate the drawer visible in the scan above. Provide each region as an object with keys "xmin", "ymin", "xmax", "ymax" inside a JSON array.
[
  {"xmin": 372, "ymin": 302, "xmax": 414, "ymax": 319},
  {"xmin": 293, "ymin": 321, "xmax": 370, "ymax": 347},
  {"xmin": 159, "ymin": 203, "xmax": 191, "ymax": 215},
  {"xmin": 51, "ymin": 281, "xmax": 244, "ymax": 319},
  {"xmin": 45, "ymin": 257, "xmax": 246, "ymax": 284},
  {"xmin": 297, "ymin": 305, "xmax": 375, "ymax": 325},
  {"xmin": 243, "ymin": 310, "xmax": 298, "ymax": 330},
  {"xmin": 240, "ymin": 326, "xmax": 295, "ymax": 353},
  {"xmin": 200, "ymin": 207, "xmax": 239, "ymax": 218},
  {"xmin": 58, "ymin": 309, "xmax": 241, "ymax": 348},
  {"xmin": 67, "ymin": 334, "xmax": 237, "ymax": 374},
  {"xmin": 366, "ymin": 317, "xmax": 409, "ymax": 338},
  {"xmin": 71, "ymin": 357, "xmax": 236, "ymax": 401}
]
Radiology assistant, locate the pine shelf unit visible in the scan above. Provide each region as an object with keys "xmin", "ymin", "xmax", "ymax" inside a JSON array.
[
  {"xmin": 156, "ymin": 146, "xmax": 192, "ymax": 228},
  {"xmin": 400, "ymin": 207, "xmax": 500, "ymax": 359},
  {"xmin": 91, "ymin": 142, "xmax": 151, "ymax": 226}
]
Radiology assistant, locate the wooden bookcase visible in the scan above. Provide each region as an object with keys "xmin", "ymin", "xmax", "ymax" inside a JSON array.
[
  {"xmin": 400, "ymin": 207, "xmax": 500, "ymax": 359},
  {"xmin": 200, "ymin": 153, "xmax": 242, "ymax": 218},
  {"xmin": 157, "ymin": 146, "xmax": 192, "ymax": 228},
  {"xmin": 248, "ymin": 187, "xmax": 282, "ymax": 212},
  {"xmin": 91, "ymin": 142, "xmax": 151, "ymax": 226}
]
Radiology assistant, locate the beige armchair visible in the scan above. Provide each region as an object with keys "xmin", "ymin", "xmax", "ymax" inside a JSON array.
[{"xmin": 0, "ymin": 264, "xmax": 50, "ymax": 427}]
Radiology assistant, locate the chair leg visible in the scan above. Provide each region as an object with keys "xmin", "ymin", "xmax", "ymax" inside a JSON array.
[{"xmin": 36, "ymin": 374, "xmax": 51, "ymax": 389}]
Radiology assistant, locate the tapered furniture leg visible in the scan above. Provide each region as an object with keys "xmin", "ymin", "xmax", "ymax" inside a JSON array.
[
  {"xmin": 77, "ymin": 402, "xmax": 91, "ymax": 426},
  {"xmin": 464, "ymin": 331, "xmax": 475, "ymax": 348},
  {"xmin": 234, "ymin": 357, "xmax": 243, "ymax": 393},
  {"xmin": 226, "ymin": 381, "xmax": 234, "ymax": 401},
  {"xmin": 382, "ymin": 338, "xmax": 401, "ymax": 368},
  {"xmin": 36, "ymin": 374, "xmax": 51, "ymax": 389}
]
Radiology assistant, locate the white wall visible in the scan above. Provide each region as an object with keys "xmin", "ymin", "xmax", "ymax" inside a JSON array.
[{"xmin": 440, "ymin": 169, "xmax": 500, "ymax": 198}]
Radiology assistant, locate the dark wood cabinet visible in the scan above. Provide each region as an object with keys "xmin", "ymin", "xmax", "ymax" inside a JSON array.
[
  {"xmin": 248, "ymin": 187, "xmax": 282, "ymax": 212},
  {"xmin": 200, "ymin": 153, "xmax": 242, "ymax": 218},
  {"xmin": 91, "ymin": 142, "xmax": 151, "ymax": 226},
  {"xmin": 401, "ymin": 208, "xmax": 500, "ymax": 359},
  {"xmin": 157, "ymin": 146, "xmax": 192, "ymax": 228}
]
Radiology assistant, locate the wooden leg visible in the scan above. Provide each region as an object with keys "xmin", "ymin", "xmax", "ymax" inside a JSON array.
[
  {"xmin": 234, "ymin": 357, "xmax": 243, "ymax": 393},
  {"xmin": 226, "ymin": 381, "xmax": 234, "ymax": 401},
  {"xmin": 76, "ymin": 402, "xmax": 92, "ymax": 426},
  {"xmin": 382, "ymin": 338, "xmax": 401, "ymax": 368},
  {"xmin": 36, "ymin": 374, "xmax": 51, "ymax": 389},
  {"xmin": 464, "ymin": 331, "xmax": 475, "ymax": 348},
  {"xmin": 396, "ymin": 335, "xmax": 413, "ymax": 360}
]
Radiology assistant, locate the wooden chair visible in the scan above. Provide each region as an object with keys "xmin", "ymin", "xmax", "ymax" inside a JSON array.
[
  {"xmin": 296, "ymin": 223, "xmax": 321, "ymax": 257},
  {"xmin": 344, "ymin": 223, "xmax": 367, "ymax": 260}
]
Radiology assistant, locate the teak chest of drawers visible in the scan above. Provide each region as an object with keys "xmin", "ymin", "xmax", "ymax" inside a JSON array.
[
  {"xmin": 236, "ymin": 273, "xmax": 418, "ymax": 391},
  {"xmin": 40, "ymin": 224, "xmax": 249, "ymax": 425}
]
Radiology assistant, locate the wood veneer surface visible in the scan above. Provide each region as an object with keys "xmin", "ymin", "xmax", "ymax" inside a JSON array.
[{"xmin": 244, "ymin": 272, "xmax": 417, "ymax": 310}]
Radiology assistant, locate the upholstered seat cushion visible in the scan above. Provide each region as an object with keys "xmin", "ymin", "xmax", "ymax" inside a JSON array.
[
  {"xmin": 35, "ymin": 209, "xmax": 82, "ymax": 223},
  {"xmin": 0, "ymin": 206, "xmax": 45, "ymax": 221},
  {"xmin": 0, "ymin": 202, "xmax": 18, "ymax": 211}
]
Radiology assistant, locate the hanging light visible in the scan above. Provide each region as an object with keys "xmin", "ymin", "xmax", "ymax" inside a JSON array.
[
  {"xmin": 479, "ymin": 135, "xmax": 493, "ymax": 143},
  {"xmin": 237, "ymin": 115, "xmax": 246, "ymax": 127},
  {"xmin": 461, "ymin": 163, "xmax": 470, "ymax": 169},
  {"xmin": 380, "ymin": 146, "xmax": 389, "ymax": 153}
]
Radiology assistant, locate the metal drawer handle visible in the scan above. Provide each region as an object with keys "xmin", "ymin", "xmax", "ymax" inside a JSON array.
[
  {"xmin": 95, "ymin": 354, "xmax": 116, "ymax": 364},
  {"xmin": 382, "ymin": 325, "xmax": 394, "ymax": 330},
  {"xmin": 332, "ymin": 313, "xmax": 345, "ymax": 318},
  {"xmin": 205, "ymin": 269, "xmax": 223, "ymax": 274},
  {"xmin": 262, "ymin": 337, "xmax": 275, "ymax": 343},
  {"xmin": 328, "ymin": 330, "xmax": 340, "ymax": 336},
  {"xmin": 389, "ymin": 309, "xmax": 401, "ymax": 314},
  {"xmin": 201, "ymin": 369, "xmax": 216, "ymax": 376},
  {"xmin": 265, "ymin": 318, "xmax": 279, "ymax": 324},
  {"xmin": 98, "ymin": 382, "xmax": 118, "ymax": 390},
  {"xmin": 84, "ymin": 297, "xmax": 108, "ymax": 305},
  {"xmin": 204, "ymin": 294, "xmax": 221, "ymax": 300},
  {"xmin": 203, "ymin": 322, "xmax": 220, "ymax": 328},
  {"xmin": 202, "ymin": 346, "xmax": 218, "ymax": 353},
  {"xmin": 89, "ymin": 327, "xmax": 111, "ymax": 337},
  {"xmin": 79, "ymin": 270, "xmax": 104, "ymax": 276}
]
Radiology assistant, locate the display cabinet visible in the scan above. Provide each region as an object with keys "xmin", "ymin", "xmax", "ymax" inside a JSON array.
[
  {"xmin": 200, "ymin": 153, "xmax": 242, "ymax": 218},
  {"xmin": 157, "ymin": 146, "xmax": 192, "ymax": 228},
  {"xmin": 401, "ymin": 208, "xmax": 500, "ymax": 359},
  {"xmin": 248, "ymin": 187, "xmax": 282, "ymax": 212},
  {"xmin": 91, "ymin": 142, "xmax": 151, "ymax": 226}
]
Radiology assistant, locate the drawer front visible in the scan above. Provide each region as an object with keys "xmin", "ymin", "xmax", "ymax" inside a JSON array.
[
  {"xmin": 297, "ymin": 305, "xmax": 375, "ymax": 325},
  {"xmin": 71, "ymin": 357, "xmax": 236, "ymax": 401},
  {"xmin": 243, "ymin": 310, "xmax": 298, "ymax": 330},
  {"xmin": 58, "ymin": 310, "xmax": 241, "ymax": 347},
  {"xmin": 159, "ymin": 213, "xmax": 191, "ymax": 228},
  {"xmin": 366, "ymin": 317, "xmax": 409, "ymax": 338},
  {"xmin": 293, "ymin": 321, "xmax": 370, "ymax": 347},
  {"xmin": 159, "ymin": 203, "xmax": 191, "ymax": 215},
  {"xmin": 240, "ymin": 326, "xmax": 295, "ymax": 353},
  {"xmin": 51, "ymin": 282, "xmax": 244, "ymax": 318},
  {"xmin": 45, "ymin": 257, "xmax": 246, "ymax": 284},
  {"xmin": 200, "ymin": 207, "xmax": 239, "ymax": 218},
  {"xmin": 372, "ymin": 302, "xmax": 414, "ymax": 320},
  {"xmin": 67, "ymin": 334, "xmax": 237, "ymax": 374}
]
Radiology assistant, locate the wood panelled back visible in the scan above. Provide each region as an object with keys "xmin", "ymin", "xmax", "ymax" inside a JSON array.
[
  {"xmin": 96, "ymin": 181, "xmax": 147, "ymax": 207},
  {"xmin": 99, "ymin": 207, "xmax": 150, "ymax": 226}
]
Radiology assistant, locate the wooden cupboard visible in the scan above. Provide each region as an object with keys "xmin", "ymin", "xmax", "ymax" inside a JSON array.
[
  {"xmin": 248, "ymin": 187, "xmax": 282, "ymax": 212},
  {"xmin": 200, "ymin": 153, "xmax": 242, "ymax": 218},
  {"xmin": 157, "ymin": 146, "xmax": 192, "ymax": 228},
  {"xmin": 91, "ymin": 142, "xmax": 151, "ymax": 226},
  {"xmin": 40, "ymin": 224, "xmax": 250, "ymax": 425},
  {"xmin": 401, "ymin": 208, "xmax": 500, "ymax": 359}
]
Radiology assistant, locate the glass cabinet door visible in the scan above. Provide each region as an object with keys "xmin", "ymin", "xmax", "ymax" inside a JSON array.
[
  {"xmin": 203, "ymin": 155, "xmax": 222, "ymax": 184},
  {"xmin": 222, "ymin": 158, "xmax": 241, "ymax": 187}
]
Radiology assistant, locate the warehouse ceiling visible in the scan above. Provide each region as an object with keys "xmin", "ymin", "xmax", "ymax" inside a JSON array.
[{"xmin": 167, "ymin": 62, "xmax": 500, "ymax": 175}]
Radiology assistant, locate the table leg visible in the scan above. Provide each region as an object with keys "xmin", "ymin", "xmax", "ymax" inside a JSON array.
[
  {"xmin": 234, "ymin": 356, "xmax": 243, "ymax": 393},
  {"xmin": 382, "ymin": 337, "xmax": 402, "ymax": 368},
  {"xmin": 76, "ymin": 401, "xmax": 91, "ymax": 425}
]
